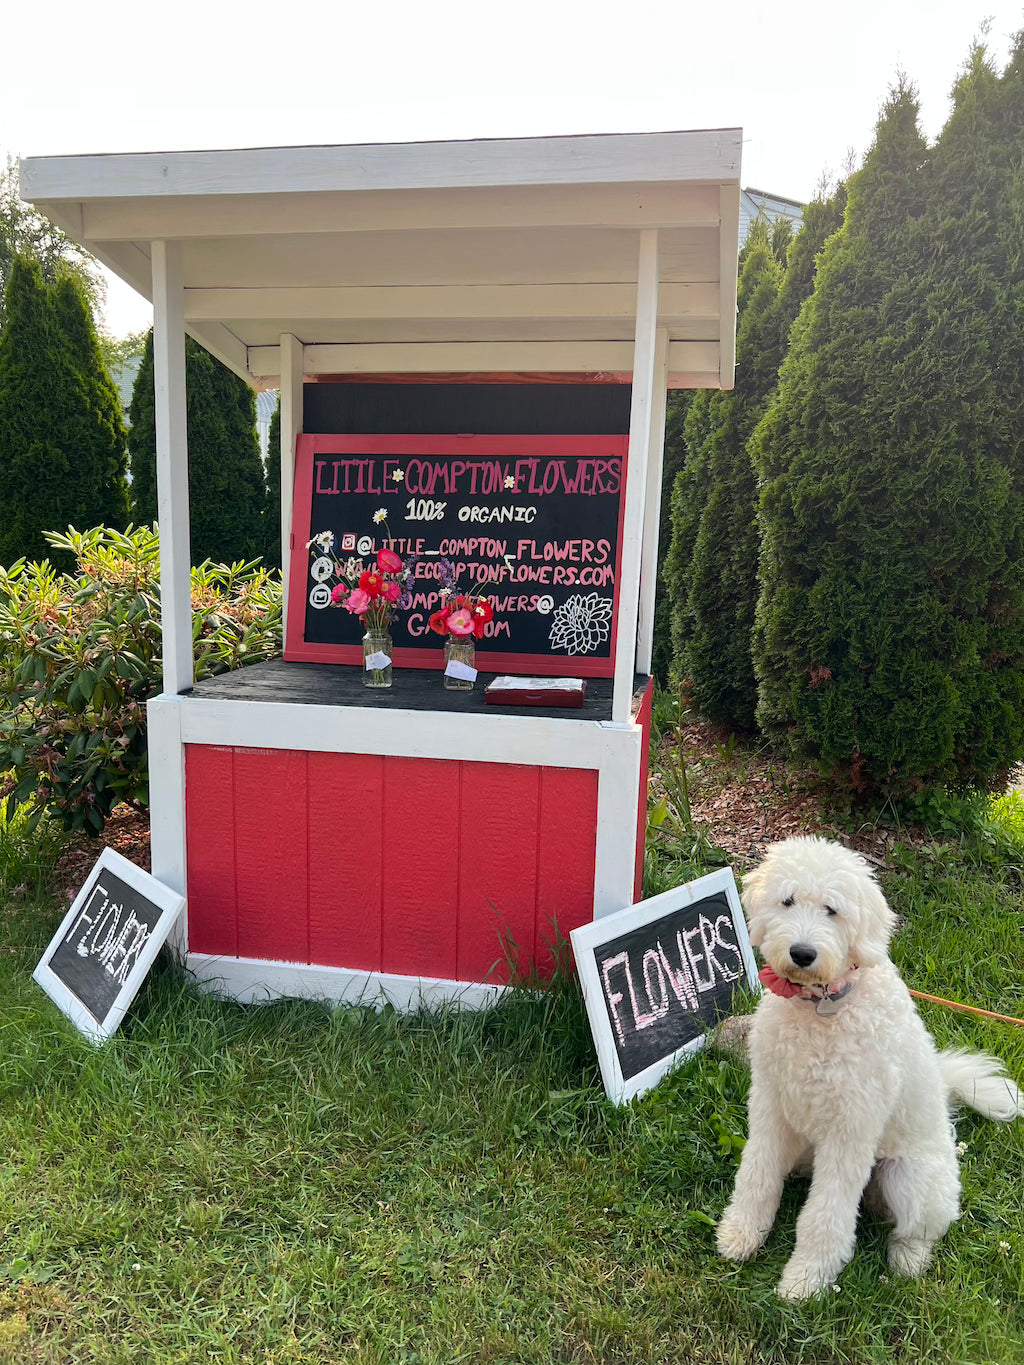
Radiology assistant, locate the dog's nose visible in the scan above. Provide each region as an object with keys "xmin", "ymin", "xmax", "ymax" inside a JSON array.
[{"xmin": 789, "ymin": 944, "xmax": 817, "ymax": 968}]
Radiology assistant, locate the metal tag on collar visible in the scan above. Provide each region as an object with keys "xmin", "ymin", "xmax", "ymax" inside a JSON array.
[{"xmin": 815, "ymin": 978, "xmax": 857, "ymax": 1016}]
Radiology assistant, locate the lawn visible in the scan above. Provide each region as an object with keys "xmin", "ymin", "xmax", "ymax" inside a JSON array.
[{"xmin": 1, "ymin": 757, "xmax": 1023, "ymax": 1365}]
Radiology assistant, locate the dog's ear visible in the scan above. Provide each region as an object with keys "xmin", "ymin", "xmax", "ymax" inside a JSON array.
[
  {"xmin": 740, "ymin": 861, "xmax": 770, "ymax": 948},
  {"xmin": 849, "ymin": 876, "xmax": 897, "ymax": 966}
]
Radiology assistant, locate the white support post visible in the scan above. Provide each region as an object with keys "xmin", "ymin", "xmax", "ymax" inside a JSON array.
[
  {"xmin": 719, "ymin": 185, "xmax": 741, "ymax": 390},
  {"xmin": 612, "ymin": 230, "xmax": 660, "ymax": 725},
  {"xmin": 279, "ymin": 333, "xmax": 304, "ymax": 640},
  {"xmin": 635, "ymin": 326, "xmax": 669, "ymax": 676},
  {"xmin": 151, "ymin": 240, "xmax": 193, "ymax": 695},
  {"xmin": 147, "ymin": 695, "xmax": 188, "ymax": 957}
]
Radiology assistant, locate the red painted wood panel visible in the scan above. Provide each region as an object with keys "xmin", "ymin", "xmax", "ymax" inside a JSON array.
[
  {"xmin": 185, "ymin": 745, "xmax": 238, "ymax": 956},
  {"xmin": 233, "ymin": 748, "xmax": 309, "ymax": 962},
  {"xmin": 380, "ymin": 756, "xmax": 461, "ymax": 978},
  {"xmin": 535, "ymin": 767, "xmax": 599, "ymax": 976},
  {"xmin": 457, "ymin": 762, "xmax": 540, "ymax": 984},
  {"xmin": 634, "ymin": 679, "xmax": 654, "ymax": 902},
  {"xmin": 307, "ymin": 752, "xmax": 384, "ymax": 971},
  {"xmin": 184, "ymin": 743, "xmax": 600, "ymax": 985}
]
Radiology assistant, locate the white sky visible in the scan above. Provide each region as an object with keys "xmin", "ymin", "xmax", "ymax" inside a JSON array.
[{"xmin": 3, "ymin": 0, "xmax": 1020, "ymax": 337}]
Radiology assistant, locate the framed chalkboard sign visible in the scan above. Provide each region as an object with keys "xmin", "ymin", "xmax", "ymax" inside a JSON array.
[
  {"xmin": 570, "ymin": 868, "xmax": 760, "ymax": 1104},
  {"xmin": 285, "ymin": 433, "xmax": 628, "ymax": 677},
  {"xmin": 32, "ymin": 848, "xmax": 185, "ymax": 1044}
]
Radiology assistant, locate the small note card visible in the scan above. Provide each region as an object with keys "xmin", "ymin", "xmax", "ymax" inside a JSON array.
[
  {"xmin": 444, "ymin": 658, "xmax": 478, "ymax": 682},
  {"xmin": 365, "ymin": 651, "xmax": 392, "ymax": 671}
]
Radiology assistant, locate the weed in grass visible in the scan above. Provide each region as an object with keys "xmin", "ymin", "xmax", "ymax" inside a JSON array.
[{"xmin": 0, "ymin": 793, "xmax": 66, "ymax": 901}]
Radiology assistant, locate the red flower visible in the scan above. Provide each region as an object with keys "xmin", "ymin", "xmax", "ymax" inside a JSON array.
[
  {"xmin": 330, "ymin": 584, "xmax": 347, "ymax": 604},
  {"xmin": 377, "ymin": 546, "xmax": 404, "ymax": 574},
  {"xmin": 428, "ymin": 608, "xmax": 451, "ymax": 635},
  {"xmin": 359, "ymin": 570, "xmax": 383, "ymax": 599},
  {"xmin": 381, "ymin": 580, "xmax": 402, "ymax": 603},
  {"xmin": 472, "ymin": 599, "xmax": 494, "ymax": 624}
]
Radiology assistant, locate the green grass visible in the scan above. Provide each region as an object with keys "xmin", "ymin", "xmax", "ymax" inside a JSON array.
[{"xmin": 1, "ymin": 797, "xmax": 1023, "ymax": 1362}]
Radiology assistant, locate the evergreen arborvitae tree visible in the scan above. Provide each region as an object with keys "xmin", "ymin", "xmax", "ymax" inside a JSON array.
[
  {"xmin": 264, "ymin": 398, "xmax": 281, "ymax": 570},
  {"xmin": 0, "ymin": 257, "xmax": 67, "ymax": 566},
  {"xmin": 52, "ymin": 274, "xmax": 129, "ymax": 534},
  {"xmin": 0, "ymin": 257, "xmax": 127, "ymax": 569},
  {"xmin": 129, "ymin": 331, "xmax": 267, "ymax": 564},
  {"xmin": 679, "ymin": 236, "xmax": 784, "ymax": 728},
  {"xmin": 676, "ymin": 198, "xmax": 847, "ymax": 729},
  {"xmin": 664, "ymin": 387, "xmax": 715, "ymax": 674},
  {"xmin": 752, "ymin": 68, "xmax": 1024, "ymax": 794},
  {"xmin": 128, "ymin": 328, "xmax": 157, "ymax": 524}
]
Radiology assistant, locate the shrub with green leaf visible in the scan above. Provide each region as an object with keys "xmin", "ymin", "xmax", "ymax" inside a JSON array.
[{"xmin": 0, "ymin": 525, "xmax": 282, "ymax": 834}]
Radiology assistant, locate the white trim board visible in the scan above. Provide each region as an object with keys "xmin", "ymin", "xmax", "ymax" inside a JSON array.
[
  {"xmin": 21, "ymin": 130, "xmax": 743, "ymax": 201},
  {"xmin": 174, "ymin": 693, "xmax": 639, "ymax": 768},
  {"xmin": 187, "ymin": 953, "xmax": 503, "ymax": 1013}
]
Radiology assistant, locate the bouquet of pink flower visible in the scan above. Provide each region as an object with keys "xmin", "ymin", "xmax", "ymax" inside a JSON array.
[
  {"xmin": 426, "ymin": 559, "xmax": 496, "ymax": 640},
  {"xmin": 307, "ymin": 513, "xmax": 412, "ymax": 634}
]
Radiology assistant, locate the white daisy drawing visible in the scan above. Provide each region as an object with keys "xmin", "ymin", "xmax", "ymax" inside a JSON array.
[
  {"xmin": 306, "ymin": 529, "xmax": 335, "ymax": 553},
  {"xmin": 391, "ymin": 469, "xmax": 405, "ymax": 483},
  {"xmin": 548, "ymin": 593, "xmax": 613, "ymax": 654},
  {"xmin": 504, "ymin": 475, "xmax": 516, "ymax": 490}
]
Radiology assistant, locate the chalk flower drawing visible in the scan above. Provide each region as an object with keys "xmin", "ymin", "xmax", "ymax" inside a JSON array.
[{"xmin": 548, "ymin": 593, "xmax": 613, "ymax": 654}]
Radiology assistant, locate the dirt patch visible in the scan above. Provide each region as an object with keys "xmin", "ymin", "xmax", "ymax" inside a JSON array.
[
  {"xmin": 54, "ymin": 804, "xmax": 152, "ymax": 902},
  {"xmin": 660, "ymin": 716, "xmax": 928, "ymax": 874}
]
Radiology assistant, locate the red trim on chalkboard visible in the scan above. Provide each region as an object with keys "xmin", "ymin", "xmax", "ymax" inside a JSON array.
[{"xmin": 285, "ymin": 433, "xmax": 628, "ymax": 678}]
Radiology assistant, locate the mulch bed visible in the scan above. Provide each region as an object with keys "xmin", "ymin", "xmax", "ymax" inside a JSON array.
[
  {"xmin": 654, "ymin": 716, "xmax": 931, "ymax": 874},
  {"xmin": 54, "ymin": 804, "xmax": 152, "ymax": 902}
]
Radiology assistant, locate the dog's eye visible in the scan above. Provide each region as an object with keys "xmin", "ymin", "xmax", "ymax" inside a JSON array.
[
  {"xmin": 782, "ymin": 896, "xmax": 794, "ymax": 907},
  {"xmin": 825, "ymin": 905, "xmax": 838, "ymax": 917}
]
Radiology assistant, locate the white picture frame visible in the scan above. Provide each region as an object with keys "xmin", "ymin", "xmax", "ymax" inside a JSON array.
[
  {"xmin": 32, "ymin": 847, "xmax": 185, "ymax": 1045},
  {"xmin": 570, "ymin": 867, "xmax": 759, "ymax": 1104}
]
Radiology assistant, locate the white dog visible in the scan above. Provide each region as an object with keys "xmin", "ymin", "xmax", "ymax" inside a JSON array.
[{"xmin": 716, "ymin": 835, "xmax": 1022, "ymax": 1300}]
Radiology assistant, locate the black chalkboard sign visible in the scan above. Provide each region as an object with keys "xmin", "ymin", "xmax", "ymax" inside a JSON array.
[
  {"xmin": 570, "ymin": 869, "xmax": 759, "ymax": 1103},
  {"xmin": 285, "ymin": 434, "xmax": 628, "ymax": 677},
  {"xmin": 33, "ymin": 848, "xmax": 185, "ymax": 1044}
]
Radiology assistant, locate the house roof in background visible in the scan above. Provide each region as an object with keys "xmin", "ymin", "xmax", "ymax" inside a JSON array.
[{"xmin": 21, "ymin": 130, "xmax": 743, "ymax": 391}]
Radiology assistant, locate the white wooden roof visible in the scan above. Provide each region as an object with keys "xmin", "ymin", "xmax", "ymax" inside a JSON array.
[{"xmin": 20, "ymin": 130, "xmax": 741, "ymax": 390}]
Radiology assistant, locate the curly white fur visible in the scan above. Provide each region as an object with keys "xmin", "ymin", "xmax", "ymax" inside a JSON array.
[{"xmin": 716, "ymin": 835, "xmax": 1023, "ymax": 1300}]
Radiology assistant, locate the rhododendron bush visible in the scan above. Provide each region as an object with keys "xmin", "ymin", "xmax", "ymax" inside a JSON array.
[{"xmin": 0, "ymin": 525, "xmax": 281, "ymax": 835}]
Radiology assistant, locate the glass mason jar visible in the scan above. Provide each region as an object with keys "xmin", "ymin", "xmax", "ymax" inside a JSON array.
[
  {"xmin": 443, "ymin": 634, "xmax": 477, "ymax": 690},
  {"xmin": 362, "ymin": 629, "xmax": 393, "ymax": 688}
]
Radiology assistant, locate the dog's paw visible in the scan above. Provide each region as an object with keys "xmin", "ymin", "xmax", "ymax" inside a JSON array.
[
  {"xmin": 888, "ymin": 1234, "xmax": 932, "ymax": 1278},
  {"xmin": 716, "ymin": 1210, "xmax": 769, "ymax": 1262},
  {"xmin": 776, "ymin": 1259, "xmax": 832, "ymax": 1300}
]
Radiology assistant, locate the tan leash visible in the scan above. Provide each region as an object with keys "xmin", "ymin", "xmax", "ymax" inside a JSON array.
[{"xmin": 909, "ymin": 989, "xmax": 1024, "ymax": 1028}]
